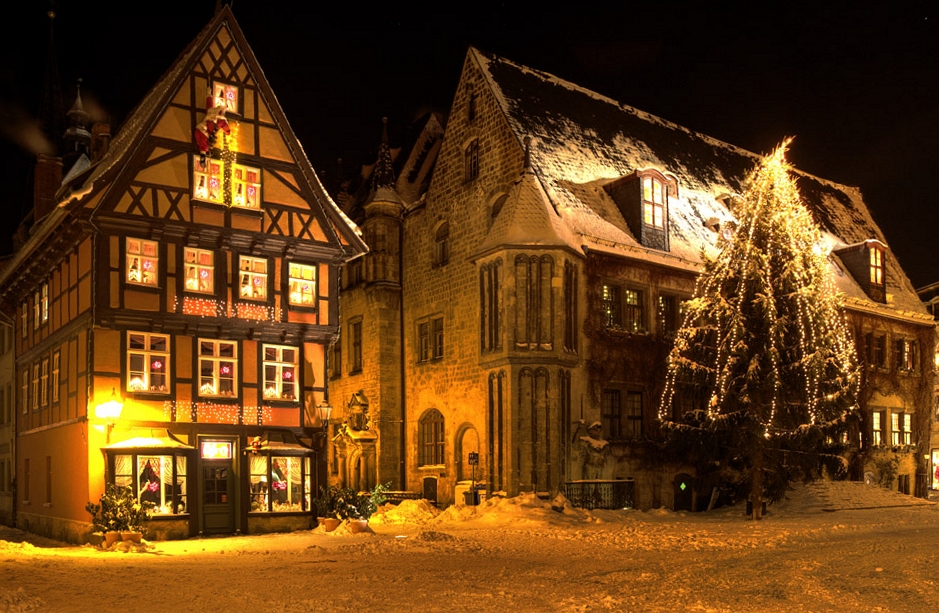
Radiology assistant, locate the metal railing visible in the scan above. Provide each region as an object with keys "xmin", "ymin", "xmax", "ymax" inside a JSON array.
[{"xmin": 565, "ymin": 479, "xmax": 634, "ymax": 510}]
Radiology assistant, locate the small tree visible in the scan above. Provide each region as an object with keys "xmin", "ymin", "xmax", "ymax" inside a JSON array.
[
  {"xmin": 659, "ymin": 140, "xmax": 860, "ymax": 517},
  {"xmin": 86, "ymin": 483, "xmax": 155, "ymax": 533}
]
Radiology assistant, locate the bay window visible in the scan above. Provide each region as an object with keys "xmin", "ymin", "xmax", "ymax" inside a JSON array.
[
  {"xmin": 113, "ymin": 453, "xmax": 188, "ymax": 515},
  {"xmin": 249, "ymin": 454, "xmax": 310, "ymax": 513}
]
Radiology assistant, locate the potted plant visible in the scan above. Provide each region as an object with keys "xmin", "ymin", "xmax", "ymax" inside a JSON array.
[
  {"xmin": 337, "ymin": 483, "xmax": 388, "ymax": 533},
  {"xmin": 124, "ymin": 487, "xmax": 156, "ymax": 543},
  {"xmin": 313, "ymin": 485, "xmax": 342, "ymax": 532},
  {"xmin": 85, "ymin": 484, "xmax": 154, "ymax": 546}
]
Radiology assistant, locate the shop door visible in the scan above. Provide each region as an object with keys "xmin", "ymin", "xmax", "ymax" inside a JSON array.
[{"xmin": 202, "ymin": 460, "xmax": 235, "ymax": 534}]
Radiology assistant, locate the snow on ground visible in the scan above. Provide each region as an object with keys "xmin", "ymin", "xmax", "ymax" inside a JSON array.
[{"xmin": 2, "ymin": 481, "xmax": 938, "ymax": 613}]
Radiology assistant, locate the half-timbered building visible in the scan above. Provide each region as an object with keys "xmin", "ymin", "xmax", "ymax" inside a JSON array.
[{"xmin": 3, "ymin": 6, "xmax": 365, "ymax": 543}]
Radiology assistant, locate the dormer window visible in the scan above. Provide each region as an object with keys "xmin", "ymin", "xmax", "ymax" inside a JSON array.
[
  {"xmin": 833, "ymin": 239, "xmax": 887, "ymax": 303},
  {"xmin": 869, "ymin": 244, "xmax": 884, "ymax": 286},
  {"xmin": 642, "ymin": 175, "xmax": 666, "ymax": 229},
  {"xmin": 604, "ymin": 169, "xmax": 677, "ymax": 252}
]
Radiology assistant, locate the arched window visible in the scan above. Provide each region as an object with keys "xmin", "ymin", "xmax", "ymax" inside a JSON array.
[{"xmin": 418, "ymin": 409, "xmax": 445, "ymax": 466}]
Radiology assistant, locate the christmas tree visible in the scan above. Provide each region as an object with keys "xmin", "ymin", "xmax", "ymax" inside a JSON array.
[{"xmin": 658, "ymin": 140, "xmax": 860, "ymax": 518}]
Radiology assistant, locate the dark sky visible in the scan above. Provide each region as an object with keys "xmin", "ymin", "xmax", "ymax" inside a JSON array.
[{"xmin": 3, "ymin": 1, "xmax": 937, "ymax": 288}]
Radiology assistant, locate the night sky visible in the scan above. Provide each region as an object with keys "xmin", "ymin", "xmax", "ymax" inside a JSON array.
[{"xmin": 3, "ymin": 2, "xmax": 937, "ymax": 288}]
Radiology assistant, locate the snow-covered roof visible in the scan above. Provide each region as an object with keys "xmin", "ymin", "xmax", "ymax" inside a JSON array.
[{"xmin": 470, "ymin": 48, "xmax": 929, "ymax": 319}]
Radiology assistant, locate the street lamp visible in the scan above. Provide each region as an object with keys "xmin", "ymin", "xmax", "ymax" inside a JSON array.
[
  {"xmin": 315, "ymin": 400, "xmax": 332, "ymax": 433},
  {"xmin": 95, "ymin": 388, "xmax": 124, "ymax": 443}
]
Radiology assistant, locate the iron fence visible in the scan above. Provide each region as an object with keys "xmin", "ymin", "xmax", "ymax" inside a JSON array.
[{"xmin": 565, "ymin": 479, "xmax": 634, "ymax": 510}]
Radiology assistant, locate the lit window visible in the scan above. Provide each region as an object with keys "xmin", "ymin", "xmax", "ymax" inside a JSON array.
[
  {"xmin": 20, "ymin": 302, "xmax": 27, "ymax": 338},
  {"xmin": 126, "ymin": 238, "xmax": 159, "ymax": 287},
  {"xmin": 657, "ymin": 294, "xmax": 682, "ymax": 336},
  {"xmin": 32, "ymin": 291, "xmax": 39, "ymax": 330},
  {"xmin": 213, "ymin": 82, "xmax": 239, "ymax": 113},
  {"xmin": 624, "ymin": 289, "xmax": 645, "ymax": 333},
  {"xmin": 232, "ymin": 166, "xmax": 260, "ymax": 208},
  {"xmin": 239, "ymin": 256, "xmax": 268, "ymax": 301},
  {"xmin": 31, "ymin": 363, "xmax": 39, "ymax": 410},
  {"xmin": 601, "ymin": 284, "xmax": 622, "ymax": 328},
  {"xmin": 869, "ymin": 246, "xmax": 884, "ymax": 286},
  {"xmin": 891, "ymin": 412, "xmax": 912, "ymax": 445},
  {"xmin": 249, "ymin": 455, "xmax": 310, "ymax": 513},
  {"xmin": 184, "ymin": 248, "xmax": 214, "ymax": 294},
  {"xmin": 896, "ymin": 339, "xmax": 918, "ymax": 372},
  {"xmin": 127, "ymin": 332, "xmax": 170, "ymax": 393},
  {"xmin": 263, "ymin": 345, "xmax": 298, "ymax": 401},
  {"xmin": 193, "ymin": 158, "xmax": 260, "ymax": 208},
  {"xmin": 51, "ymin": 352, "xmax": 59, "ymax": 403},
  {"xmin": 39, "ymin": 358, "xmax": 48, "ymax": 407},
  {"xmin": 113, "ymin": 453, "xmax": 188, "ymax": 515},
  {"xmin": 288, "ymin": 263, "xmax": 317, "ymax": 306},
  {"xmin": 199, "ymin": 339, "xmax": 237, "ymax": 397},
  {"xmin": 642, "ymin": 175, "xmax": 667, "ymax": 229},
  {"xmin": 872, "ymin": 410, "xmax": 885, "ymax": 446},
  {"xmin": 418, "ymin": 409, "xmax": 445, "ymax": 466},
  {"xmin": 41, "ymin": 283, "xmax": 49, "ymax": 324},
  {"xmin": 602, "ymin": 285, "xmax": 645, "ymax": 332},
  {"xmin": 464, "ymin": 139, "xmax": 479, "ymax": 181}
]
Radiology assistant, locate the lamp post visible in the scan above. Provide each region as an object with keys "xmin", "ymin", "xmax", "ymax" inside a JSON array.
[
  {"xmin": 95, "ymin": 388, "xmax": 123, "ymax": 443},
  {"xmin": 315, "ymin": 400, "xmax": 332, "ymax": 434}
]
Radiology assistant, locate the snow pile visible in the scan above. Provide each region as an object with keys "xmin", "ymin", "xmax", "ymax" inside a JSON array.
[{"xmin": 371, "ymin": 498, "xmax": 441, "ymax": 525}]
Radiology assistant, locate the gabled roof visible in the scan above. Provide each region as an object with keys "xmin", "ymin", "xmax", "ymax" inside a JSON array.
[
  {"xmin": 56, "ymin": 6, "xmax": 364, "ymax": 257},
  {"xmin": 469, "ymin": 48, "xmax": 929, "ymax": 318}
]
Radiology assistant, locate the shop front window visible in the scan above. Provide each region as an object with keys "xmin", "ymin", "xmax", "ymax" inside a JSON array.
[
  {"xmin": 113, "ymin": 453, "xmax": 188, "ymax": 515},
  {"xmin": 248, "ymin": 454, "xmax": 310, "ymax": 513}
]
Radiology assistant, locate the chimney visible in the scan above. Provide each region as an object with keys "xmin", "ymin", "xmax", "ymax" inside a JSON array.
[
  {"xmin": 91, "ymin": 122, "xmax": 111, "ymax": 162},
  {"xmin": 33, "ymin": 153, "xmax": 62, "ymax": 222}
]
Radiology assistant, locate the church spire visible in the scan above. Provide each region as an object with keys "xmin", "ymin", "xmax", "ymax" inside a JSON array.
[
  {"xmin": 38, "ymin": 7, "xmax": 64, "ymax": 155},
  {"xmin": 62, "ymin": 79, "xmax": 92, "ymax": 173},
  {"xmin": 371, "ymin": 117, "xmax": 396, "ymax": 190}
]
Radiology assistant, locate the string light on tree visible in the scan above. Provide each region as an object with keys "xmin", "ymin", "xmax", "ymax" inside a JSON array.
[{"xmin": 658, "ymin": 139, "xmax": 860, "ymax": 516}]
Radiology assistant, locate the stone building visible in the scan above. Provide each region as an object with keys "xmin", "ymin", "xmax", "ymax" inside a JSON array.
[
  {"xmin": 916, "ymin": 281, "xmax": 939, "ymax": 490},
  {"xmin": 332, "ymin": 48, "xmax": 934, "ymax": 509},
  {"xmin": 2, "ymin": 7, "xmax": 365, "ymax": 542}
]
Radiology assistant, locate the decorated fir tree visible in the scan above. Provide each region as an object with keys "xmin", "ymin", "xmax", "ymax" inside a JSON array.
[{"xmin": 658, "ymin": 140, "xmax": 860, "ymax": 518}]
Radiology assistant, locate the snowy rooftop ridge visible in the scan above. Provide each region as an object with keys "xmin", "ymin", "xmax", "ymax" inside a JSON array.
[{"xmin": 468, "ymin": 47, "xmax": 929, "ymax": 317}]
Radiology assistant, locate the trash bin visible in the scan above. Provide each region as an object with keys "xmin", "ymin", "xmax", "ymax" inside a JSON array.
[{"xmin": 464, "ymin": 490, "xmax": 480, "ymax": 506}]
